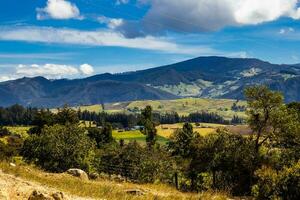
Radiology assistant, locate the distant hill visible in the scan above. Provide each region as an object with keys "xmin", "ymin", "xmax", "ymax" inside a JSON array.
[{"xmin": 1, "ymin": 56, "xmax": 300, "ymax": 107}]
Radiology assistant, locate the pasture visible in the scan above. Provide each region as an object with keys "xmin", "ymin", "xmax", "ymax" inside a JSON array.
[{"xmin": 76, "ymin": 98, "xmax": 247, "ymax": 120}]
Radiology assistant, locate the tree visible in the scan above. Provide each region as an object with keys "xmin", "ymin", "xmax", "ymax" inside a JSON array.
[
  {"xmin": 141, "ymin": 106, "xmax": 157, "ymax": 148},
  {"xmin": 22, "ymin": 124, "xmax": 94, "ymax": 172},
  {"xmin": 168, "ymin": 123, "xmax": 201, "ymax": 158},
  {"xmin": 87, "ymin": 123, "xmax": 113, "ymax": 148},
  {"xmin": 244, "ymin": 85, "xmax": 284, "ymax": 153},
  {"xmin": 55, "ymin": 106, "xmax": 79, "ymax": 125}
]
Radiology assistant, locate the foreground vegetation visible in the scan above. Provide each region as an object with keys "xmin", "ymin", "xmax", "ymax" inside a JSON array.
[
  {"xmin": 1, "ymin": 85, "xmax": 300, "ymax": 199},
  {"xmin": 0, "ymin": 162, "xmax": 229, "ymax": 200}
]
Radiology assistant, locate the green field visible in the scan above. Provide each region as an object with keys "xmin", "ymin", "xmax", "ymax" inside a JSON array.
[
  {"xmin": 76, "ymin": 98, "xmax": 247, "ymax": 120},
  {"xmin": 113, "ymin": 130, "xmax": 169, "ymax": 145}
]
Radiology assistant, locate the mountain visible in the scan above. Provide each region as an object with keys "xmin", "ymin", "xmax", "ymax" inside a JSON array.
[{"xmin": 1, "ymin": 56, "xmax": 300, "ymax": 107}]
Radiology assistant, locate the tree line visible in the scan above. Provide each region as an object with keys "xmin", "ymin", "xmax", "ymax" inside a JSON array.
[{"xmin": 0, "ymin": 104, "xmax": 243, "ymax": 127}]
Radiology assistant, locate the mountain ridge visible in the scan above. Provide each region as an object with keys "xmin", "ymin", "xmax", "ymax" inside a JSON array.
[{"xmin": 1, "ymin": 56, "xmax": 300, "ymax": 107}]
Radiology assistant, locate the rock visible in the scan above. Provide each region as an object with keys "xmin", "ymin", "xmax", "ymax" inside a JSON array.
[
  {"xmin": 125, "ymin": 189, "xmax": 146, "ymax": 196},
  {"xmin": 89, "ymin": 172, "xmax": 99, "ymax": 180},
  {"xmin": 9, "ymin": 163, "xmax": 16, "ymax": 167},
  {"xmin": 66, "ymin": 169, "xmax": 88, "ymax": 181},
  {"xmin": 51, "ymin": 192, "xmax": 64, "ymax": 200},
  {"xmin": 28, "ymin": 190, "xmax": 52, "ymax": 200},
  {"xmin": 28, "ymin": 190, "xmax": 65, "ymax": 200},
  {"xmin": 111, "ymin": 174, "xmax": 126, "ymax": 182}
]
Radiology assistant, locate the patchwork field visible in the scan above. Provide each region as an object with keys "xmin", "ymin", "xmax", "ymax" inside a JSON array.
[{"xmin": 77, "ymin": 98, "xmax": 247, "ymax": 120}]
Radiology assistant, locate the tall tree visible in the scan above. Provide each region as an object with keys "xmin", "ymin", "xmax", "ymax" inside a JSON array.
[
  {"xmin": 141, "ymin": 106, "xmax": 157, "ymax": 148},
  {"xmin": 244, "ymin": 85, "xmax": 284, "ymax": 152}
]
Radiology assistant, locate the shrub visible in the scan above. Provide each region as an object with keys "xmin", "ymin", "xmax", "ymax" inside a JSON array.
[
  {"xmin": 22, "ymin": 124, "xmax": 95, "ymax": 172},
  {"xmin": 253, "ymin": 161, "xmax": 300, "ymax": 200}
]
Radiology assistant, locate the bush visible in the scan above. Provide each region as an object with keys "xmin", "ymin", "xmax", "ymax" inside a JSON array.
[
  {"xmin": 22, "ymin": 124, "xmax": 95, "ymax": 172},
  {"xmin": 0, "ymin": 135, "xmax": 23, "ymax": 161},
  {"xmin": 94, "ymin": 141, "xmax": 175, "ymax": 183},
  {"xmin": 0, "ymin": 126, "xmax": 10, "ymax": 137},
  {"xmin": 253, "ymin": 161, "xmax": 300, "ymax": 200}
]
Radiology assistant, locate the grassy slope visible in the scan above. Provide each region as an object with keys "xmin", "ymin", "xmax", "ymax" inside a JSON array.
[
  {"xmin": 0, "ymin": 162, "xmax": 229, "ymax": 200},
  {"xmin": 77, "ymin": 98, "xmax": 247, "ymax": 120}
]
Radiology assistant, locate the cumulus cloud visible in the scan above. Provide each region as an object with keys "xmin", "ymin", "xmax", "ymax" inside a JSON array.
[
  {"xmin": 80, "ymin": 64, "xmax": 94, "ymax": 75},
  {"xmin": 37, "ymin": 0, "xmax": 82, "ymax": 20},
  {"xmin": 97, "ymin": 16, "xmax": 124, "ymax": 29},
  {"xmin": 16, "ymin": 64, "xmax": 80, "ymax": 79},
  {"xmin": 117, "ymin": 0, "xmax": 300, "ymax": 37}
]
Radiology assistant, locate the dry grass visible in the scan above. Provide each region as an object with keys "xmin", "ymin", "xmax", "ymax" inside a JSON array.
[{"xmin": 0, "ymin": 162, "xmax": 229, "ymax": 200}]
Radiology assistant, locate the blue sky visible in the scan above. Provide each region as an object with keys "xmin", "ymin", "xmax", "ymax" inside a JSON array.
[{"xmin": 1, "ymin": 0, "xmax": 300, "ymax": 81}]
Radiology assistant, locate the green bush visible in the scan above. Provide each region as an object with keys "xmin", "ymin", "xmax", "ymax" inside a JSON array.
[
  {"xmin": 22, "ymin": 124, "xmax": 95, "ymax": 172},
  {"xmin": 94, "ymin": 141, "xmax": 175, "ymax": 183},
  {"xmin": 252, "ymin": 161, "xmax": 300, "ymax": 200}
]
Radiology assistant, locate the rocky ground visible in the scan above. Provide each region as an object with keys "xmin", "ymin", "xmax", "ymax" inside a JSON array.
[{"xmin": 0, "ymin": 169, "xmax": 92, "ymax": 200}]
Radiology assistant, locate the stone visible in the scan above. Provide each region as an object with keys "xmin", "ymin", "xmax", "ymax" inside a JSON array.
[
  {"xmin": 51, "ymin": 192, "xmax": 64, "ymax": 200},
  {"xmin": 28, "ymin": 190, "xmax": 52, "ymax": 200},
  {"xmin": 66, "ymin": 169, "xmax": 89, "ymax": 181},
  {"xmin": 9, "ymin": 163, "xmax": 16, "ymax": 167},
  {"xmin": 125, "ymin": 189, "xmax": 146, "ymax": 196},
  {"xmin": 89, "ymin": 172, "xmax": 99, "ymax": 180}
]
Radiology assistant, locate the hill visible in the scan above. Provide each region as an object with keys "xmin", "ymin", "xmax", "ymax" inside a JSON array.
[
  {"xmin": 1, "ymin": 56, "xmax": 300, "ymax": 107},
  {"xmin": 0, "ymin": 162, "xmax": 229, "ymax": 200}
]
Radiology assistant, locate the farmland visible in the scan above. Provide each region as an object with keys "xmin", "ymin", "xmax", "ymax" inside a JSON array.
[{"xmin": 70, "ymin": 97, "xmax": 247, "ymax": 120}]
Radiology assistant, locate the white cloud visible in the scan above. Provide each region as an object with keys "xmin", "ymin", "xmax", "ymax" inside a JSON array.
[
  {"xmin": 16, "ymin": 64, "xmax": 80, "ymax": 79},
  {"xmin": 279, "ymin": 27, "xmax": 295, "ymax": 34},
  {"xmin": 0, "ymin": 26, "xmax": 228, "ymax": 55},
  {"xmin": 37, "ymin": 0, "xmax": 82, "ymax": 20},
  {"xmin": 97, "ymin": 16, "xmax": 124, "ymax": 29},
  {"xmin": 118, "ymin": 0, "xmax": 300, "ymax": 37},
  {"xmin": 80, "ymin": 64, "xmax": 94, "ymax": 75}
]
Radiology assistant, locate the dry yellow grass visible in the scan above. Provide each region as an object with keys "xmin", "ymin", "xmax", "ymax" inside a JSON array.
[
  {"xmin": 0, "ymin": 162, "xmax": 229, "ymax": 200},
  {"xmin": 157, "ymin": 123, "xmax": 222, "ymax": 138}
]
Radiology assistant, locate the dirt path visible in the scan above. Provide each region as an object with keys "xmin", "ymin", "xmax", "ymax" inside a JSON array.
[{"xmin": 0, "ymin": 169, "xmax": 93, "ymax": 200}]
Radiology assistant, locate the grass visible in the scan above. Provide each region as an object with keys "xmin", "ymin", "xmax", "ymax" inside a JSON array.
[
  {"xmin": 50, "ymin": 98, "xmax": 246, "ymax": 120},
  {"xmin": 113, "ymin": 130, "xmax": 169, "ymax": 145},
  {"xmin": 76, "ymin": 97, "xmax": 246, "ymax": 120},
  {"xmin": 157, "ymin": 123, "xmax": 224, "ymax": 138},
  {"xmin": 0, "ymin": 161, "xmax": 229, "ymax": 200}
]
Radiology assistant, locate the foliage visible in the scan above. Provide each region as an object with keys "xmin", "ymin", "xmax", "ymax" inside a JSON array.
[
  {"xmin": 87, "ymin": 123, "xmax": 113, "ymax": 148},
  {"xmin": 140, "ymin": 106, "xmax": 157, "ymax": 148},
  {"xmin": 22, "ymin": 124, "xmax": 94, "ymax": 172},
  {"xmin": 94, "ymin": 141, "xmax": 175, "ymax": 183},
  {"xmin": 168, "ymin": 123, "xmax": 201, "ymax": 158},
  {"xmin": 253, "ymin": 162, "xmax": 300, "ymax": 200}
]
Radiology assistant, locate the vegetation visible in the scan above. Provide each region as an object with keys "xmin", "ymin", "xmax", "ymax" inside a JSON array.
[{"xmin": 1, "ymin": 86, "xmax": 300, "ymax": 199}]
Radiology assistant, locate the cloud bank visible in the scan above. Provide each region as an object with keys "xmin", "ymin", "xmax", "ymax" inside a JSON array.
[
  {"xmin": 0, "ymin": 26, "xmax": 225, "ymax": 55},
  {"xmin": 0, "ymin": 63, "xmax": 95, "ymax": 82},
  {"xmin": 117, "ymin": 0, "xmax": 300, "ymax": 37}
]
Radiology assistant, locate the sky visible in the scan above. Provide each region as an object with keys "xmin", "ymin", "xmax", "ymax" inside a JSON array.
[{"xmin": 1, "ymin": 0, "xmax": 300, "ymax": 81}]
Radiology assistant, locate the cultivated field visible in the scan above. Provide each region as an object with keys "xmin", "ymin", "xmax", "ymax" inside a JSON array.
[{"xmin": 68, "ymin": 97, "xmax": 247, "ymax": 120}]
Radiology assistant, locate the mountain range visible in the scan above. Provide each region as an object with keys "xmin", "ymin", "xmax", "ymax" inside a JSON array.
[{"xmin": 1, "ymin": 56, "xmax": 300, "ymax": 107}]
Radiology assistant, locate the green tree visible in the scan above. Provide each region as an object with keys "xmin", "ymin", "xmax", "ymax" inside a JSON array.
[
  {"xmin": 55, "ymin": 106, "xmax": 79, "ymax": 125},
  {"xmin": 141, "ymin": 106, "xmax": 157, "ymax": 148},
  {"xmin": 244, "ymin": 85, "xmax": 284, "ymax": 153},
  {"xmin": 168, "ymin": 123, "xmax": 201, "ymax": 158},
  {"xmin": 22, "ymin": 124, "xmax": 94, "ymax": 172},
  {"xmin": 87, "ymin": 123, "xmax": 113, "ymax": 148}
]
